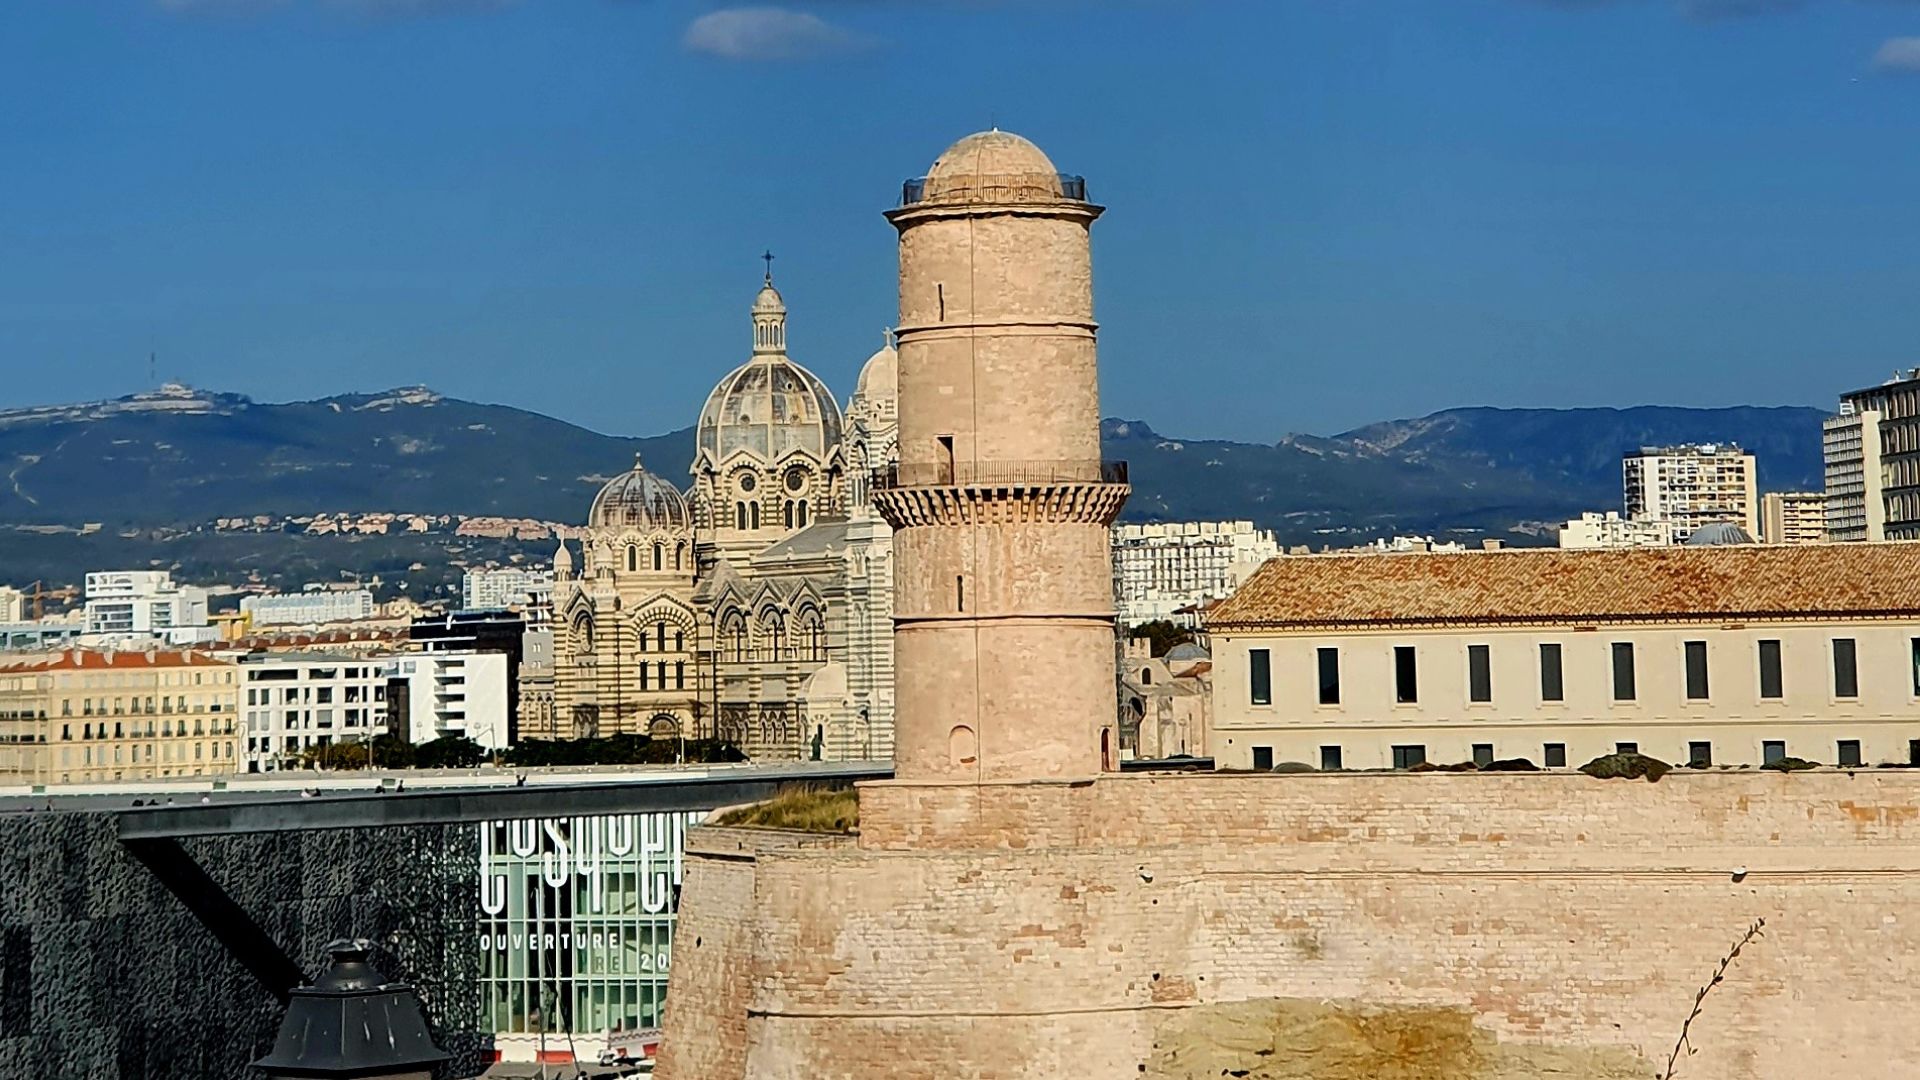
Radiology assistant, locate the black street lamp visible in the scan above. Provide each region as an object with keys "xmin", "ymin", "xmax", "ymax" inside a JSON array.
[{"xmin": 254, "ymin": 939, "xmax": 448, "ymax": 1080}]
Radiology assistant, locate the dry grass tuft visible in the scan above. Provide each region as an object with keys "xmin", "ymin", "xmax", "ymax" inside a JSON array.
[{"xmin": 713, "ymin": 784, "xmax": 859, "ymax": 833}]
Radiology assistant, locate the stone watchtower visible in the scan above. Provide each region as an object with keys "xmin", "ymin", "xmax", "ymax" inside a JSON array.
[{"xmin": 875, "ymin": 130, "xmax": 1129, "ymax": 781}]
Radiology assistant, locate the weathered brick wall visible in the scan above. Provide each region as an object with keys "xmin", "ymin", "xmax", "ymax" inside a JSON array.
[
  {"xmin": 0, "ymin": 811, "xmax": 483, "ymax": 1080},
  {"xmin": 660, "ymin": 771, "xmax": 1920, "ymax": 1080}
]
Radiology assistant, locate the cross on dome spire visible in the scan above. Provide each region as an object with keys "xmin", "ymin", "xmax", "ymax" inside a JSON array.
[{"xmin": 762, "ymin": 249, "xmax": 775, "ymax": 285}]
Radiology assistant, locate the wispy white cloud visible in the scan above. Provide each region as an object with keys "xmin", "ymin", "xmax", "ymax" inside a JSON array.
[
  {"xmin": 1872, "ymin": 36, "xmax": 1920, "ymax": 73},
  {"xmin": 683, "ymin": 6, "xmax": 876, "ymax": 62}
]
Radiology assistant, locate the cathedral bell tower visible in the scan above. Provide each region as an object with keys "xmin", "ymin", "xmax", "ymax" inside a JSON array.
[{"xmin": 875, "ymin": 130, "xmax": 1129, "ymax": 782}]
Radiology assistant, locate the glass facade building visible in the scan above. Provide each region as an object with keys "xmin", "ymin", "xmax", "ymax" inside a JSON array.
[{"xmin": 478, "ymin": 810, "xmax": 704, "ymax": 1043}]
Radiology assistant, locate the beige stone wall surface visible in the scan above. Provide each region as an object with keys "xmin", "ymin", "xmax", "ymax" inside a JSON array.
[{"xmin": 660, "ymin": 772, "xmax": 1920, "ymax": 1080}]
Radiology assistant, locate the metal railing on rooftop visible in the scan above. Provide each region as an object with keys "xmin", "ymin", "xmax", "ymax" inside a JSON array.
[
  {"xmin": 899, "ymin": 172, "xmax": 1088, "ymax": 208},
  {"xmin": 873, "ymin": 459, "xmax": 1127, "ymax": 490}
]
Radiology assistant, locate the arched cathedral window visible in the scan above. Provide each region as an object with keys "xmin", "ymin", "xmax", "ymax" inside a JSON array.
[
  {"xmin": 626, "ymin": 546, "xmax": 637, "ymax": 573},
  {"xmin": 653, "ymin": 543, "xmax": 663, "ymax": 571},
  {"xmin": 735, "ymin": 502, "xmax": 747, "ymax": 531}
]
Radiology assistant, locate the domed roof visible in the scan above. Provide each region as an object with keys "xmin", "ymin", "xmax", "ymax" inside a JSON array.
[
  {"xmin": 589, "ymin": 455, "xmax": 691, "ymax": 531},
  {"xmin": 928, "ymin": 129, "xmax": 1059, "ymax": 183},
  {"xmin": 914, "ymin": 129, "xmax": 1075, "ymax": 206},
  {"xmin": 697, "ymin": 276, "xmax": 844, "ymax": 466},
  {"xmin": 698, "ymin": 357, "xmax": 843, "ymax": 464},
  {"xmin": 1685, "ymin": 522, "xmax": 1756, "ymax": 546},
  {"xmin": 853, "ymin": 338, "xmax": 897, "ymax": 403}
]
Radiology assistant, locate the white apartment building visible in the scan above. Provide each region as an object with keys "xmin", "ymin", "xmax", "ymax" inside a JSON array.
[
  {"xmin": 462, "ymin": 566, "xmax": 553, "ymax": 611},
  {"xmin": 83, "ymin": 571, "xmax": 214, "ymax": 645},
  {"xmin": 1209, "ymin": 544, "xmax": 1920, "ymax": 772},
  {"xmin": 1621, "ymin": 444, "xmax": 1758, "ymax": 543},
  {"xmin": 240, "ymin": 588, "xmax": 375, "ymax": 627},
  {"xmin": 1824, "ymin": 402, "xmax": 1884, "ymax": 541},
  {"xmin": 1111, "ymin": 520, "xmax": 1279, "ymax": 627},
  {"xmin": 1760, "ymin": 491, "xmax": 1827, "ymax": 545},
  {"xmin": 1557, "ymin": 511, "xmax": 1674, "ymax": 549},
  {"xmin": 383, "ymin": 650, "xmax": 510, "ymax": 750},
  {"xmin": 1824, "ymin": 371, "xmax": 1920, "ymax": 542},
  {"xmin": 0, "ymin": 587, "xmax": 24, "ymax": 623},
  {"xmin": 237, "ymin": 652, "xmax": 391, "ymax": 772}
]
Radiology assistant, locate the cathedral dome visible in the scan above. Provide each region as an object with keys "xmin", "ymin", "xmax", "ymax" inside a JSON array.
[
  {"xmin": 853, "ymin": 339, "xmax": 897, "ymax": 403},
  {"xmin": 589, "ymin": 455, "xmax": 691, "ymax": 531},
  {"xmin": 698, "ymin": 359, "xmax": 844, "ymax": 464},
  {"xmin": 696, "ymin": 277, "xmax": 844, "ymax": 467}
]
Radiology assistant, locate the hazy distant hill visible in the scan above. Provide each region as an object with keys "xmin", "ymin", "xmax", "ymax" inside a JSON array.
[{"xmin": 0, "ymin": 386, "xmax": 1826, "ymax": 553}]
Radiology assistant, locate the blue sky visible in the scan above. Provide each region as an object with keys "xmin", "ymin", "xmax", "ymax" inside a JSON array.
[{"xmin": 3, "ymin": 0, "xmax": 1918, "ymax": 442}]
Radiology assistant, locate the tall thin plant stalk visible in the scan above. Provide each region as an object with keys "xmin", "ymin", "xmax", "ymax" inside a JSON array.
[{"xmin": 1657, "ymin": 917, "xmax": 1766, "ymax": 1080}]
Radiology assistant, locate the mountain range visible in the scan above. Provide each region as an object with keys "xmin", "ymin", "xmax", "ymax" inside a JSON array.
[{"xmin": 0, "ymin": 385, "xmax": 1828, "ymax": 558}]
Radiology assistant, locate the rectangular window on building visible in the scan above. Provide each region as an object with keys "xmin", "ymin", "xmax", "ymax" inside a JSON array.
[
  {"xmin": 1689, "ymin": 741, "xmax": 1712, "ymax": 768},
  {"xmin": 1611, "ymin": 642, "xmax": 1636, "ymax": 701},
  {"xmin": 1833, "ymin": 638, "xmax": 1859, "ymax": 699},
  {"xmin": 1684, "ymin": 640, "xmax": 1709, "ymax": 701},
  {"xmin": 1759, "ymin": 639, "xmax": 1783, "ymax": 700},
  {"xmin": 1316, "ymin": 648, "xmax": 1340, "ymax": 705},
  {"xmin": 1911, "ymin": 638, "xmax": 1920, "ymax": 697},
  {"xmin": 1249, "ymin": 649, "xmax": 1272, "ymax": 706},
  {"xmin": 1616, "ymin": 741, "xmax": 1638, "ymax": 755},
  {"xmin": 1543, "ymin": 743, "xmax": 1567, "ymax": 768},
  {"xmin": 1539, "ymin": 643, "xmax": 1563, "ymax": 702},
  {"xmin": 1251, "ymin": 746, "xmax": 1273, "ymax": 770},
  {"xmin": 1394, "ymin": 646, "xmax": 1418, "ymax": 704},
  {"xmin": 1391, "ymin": 744, "xmax": 1427, "ymax": 770},
  {"xmin": 1763, "ymin": 740, "xmax": 1786, "ymax": 765},
  {"xmin": 1472, "ymin": 743, "xmax": 1494, "ymax": 767},
  {"xmin": 1910, "ymin": 739, "xmax": 1920, "ymax": 767},
  {"xmin": 1838, "ymin": 740, "xmax": 1863, "ymax": 768},
  {"xmin": 1319, "ymin": 745, "xmax": 1342, "ymax": 771},
  {"xmin": 1467, "ymin": 645, "xmax": 1492, "ymax": 704}
]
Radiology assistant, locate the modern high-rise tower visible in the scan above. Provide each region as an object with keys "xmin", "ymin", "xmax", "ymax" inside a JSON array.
[{"xmin": 875, "ymin": 130, "xmax": 1129, "ymax": 782}]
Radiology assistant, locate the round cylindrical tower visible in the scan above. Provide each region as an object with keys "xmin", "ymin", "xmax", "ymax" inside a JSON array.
[{"xmin": 876, "ymin": 130, "xmax": 1128, "ymax": 782}]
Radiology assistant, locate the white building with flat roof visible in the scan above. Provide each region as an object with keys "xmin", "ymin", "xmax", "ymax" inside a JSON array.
[
  {"xmin": 1622, "ymin": 444, "xmax": 1758, "ymax": 543},
  {"xmin": 241, "ymin": 589, "xmax": 375, "ymax": 627},
  {"xmin": 83, "ymin": 571, "xmax": 213, "ymax": 646},
  {"xmin": 237, "ymin": 652, "xmax": 392, "ymax": 772},
  {"xmin": 462, "ymin": 567, "xmax": 552, "ymax": 612},
  {"xmin": 383, "ymin": 650, "xmax": 510, "ymax": 750},
  {"xmin": 1558, "ymin": 511, "xmax": 1675, "ymax": 550},
  {"xmin": 0, "ymin": 587, "xmax": 24, "ymax": 623},
  {"xmin": 1111, "ymin": 520, "xmax": 1279, "ymax": 628}
]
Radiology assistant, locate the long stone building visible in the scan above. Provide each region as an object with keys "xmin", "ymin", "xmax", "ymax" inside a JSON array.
[{"xmin": 549, "ymin": 276, "xmax": 898, "ymax": 761}]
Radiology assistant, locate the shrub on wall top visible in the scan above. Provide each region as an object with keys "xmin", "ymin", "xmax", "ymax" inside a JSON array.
[{"xmin": 1579, "ymin": 752, "xmax": 1672, "ymax": 783}]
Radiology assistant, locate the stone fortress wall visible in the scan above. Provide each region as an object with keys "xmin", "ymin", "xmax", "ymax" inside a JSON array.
[{"xmin": 659, "ymin": 770, "xmax": 1920, "ymax": 1080}]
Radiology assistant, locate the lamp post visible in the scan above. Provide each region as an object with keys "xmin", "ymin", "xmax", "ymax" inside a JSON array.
[{"xmin": 254, "ymin": 939, "xmax": 448, "ymax": 1080}]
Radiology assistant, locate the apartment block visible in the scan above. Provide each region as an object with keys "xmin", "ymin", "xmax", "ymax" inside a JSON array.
[
  {"xmin": 83, "ymin": 571, "xmax": 213, "ymax": 645},
  {"xmin": 240, "ymin": 588, "xmax": 375, "ymax": 627},
  {"xmin": 1111, "ymin": 520, "xmax": 1279, "ymax": 627},
  {"xmin": 1760, "ymin": 491, "xmax": 1827, "ymax": 545},
  {"xmin": 238, "ymin": 652, "xmax": 392, "ymax": 772},
  {"xmin": 1621, "ymin": 444, "xmax": 1757, "ymax": 543},
  {"xmin": 1209, "ymin": 544, "xmax": 1920, "ymax": 772},
  {"xmin": 1557, "ymin": 511, "xmax": 1674, "ymax": 550},
  {"xmin": 1826, "ymin": 370, "xmax": 1920, "ymax": 541},
  {"xmin": 383, "ymin": 650, "xmax": 510, "ymax": 750},
  {"xmin": 0, "ymin": 649, "xmax": 239, "ymax": 785}
]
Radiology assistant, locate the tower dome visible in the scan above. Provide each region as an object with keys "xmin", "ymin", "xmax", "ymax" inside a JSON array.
[
  {"xmin": 589, "ymin": 454, "xmax": 691, "ymax": 531},
  {"xmin": 695, "ymin": 277, "xmax": 844, "ymax": 467},
  {"xmin": 910, "ymin": 129, "xmax": 1080, "ymax": 207}
]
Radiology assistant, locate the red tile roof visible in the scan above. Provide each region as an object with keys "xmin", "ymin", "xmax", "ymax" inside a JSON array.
[
  {"xmin": 0, "ymin": 649, "xmax": 235, "ymax": 674},
  {"xmin": 1206, "ymin": 543, "xmax": 1920, "ymax": 630}
]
